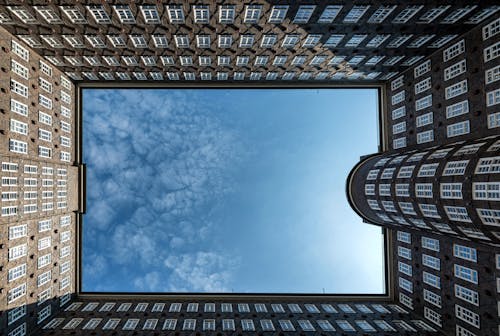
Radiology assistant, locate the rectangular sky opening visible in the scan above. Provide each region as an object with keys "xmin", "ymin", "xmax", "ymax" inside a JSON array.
[{"xmin": 82, "ymin": 88, "xmax": 385, "ymax": 294}]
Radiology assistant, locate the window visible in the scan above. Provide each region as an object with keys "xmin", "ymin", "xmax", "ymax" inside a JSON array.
[
  {"xmin": 8, "ymin": 283, "xmax": 26, "ymax": 303},
  {"xmin": 254, "ymin": 303, "xmax": 267, "ymax": 312},
  {"xmin": 304, "ymin": 304, "xmax": 320, "ymax": 313},
  {"xmin": 422, "ymin": 254, "xmax": 440, "ymax": 270},
  {"xmin": 397, "ymin": 231, "xmax": 411, "ymax": 243},
  {"xmin": 174, "ymin": 35, "xmax": 189, "ymax": 48},
  {"xmin": 200, "ymin": 319, "xmax": 215, "ymax": 331},
  {"xmin": 414, "ymin": 60, "xmax": 431, "ymax": 78},
  {"xmin": 282, "ymin": 35, "xmax": 299, "ymax": 48},
  {"xmin": 288, "ymin": 304, "xmax": 303, "ymax": 313},
  {"xmin": 454, "ymin": 142, "xmax": 484, "ymax": 156},
  {"xmin": 445, "ymin": 60, "xmax": 467, "ymax": 80},
  {"xmin": 335, "ymin": 320, "xmax": 355, "ymax": 331},
  {"xmin": 416, "ymin": 95, "xmax": 432, "ymax": 111},
  {"xmin": 268, "ymin": 5, "xmax": 288, "ymax": 23},
  {"xmin": 489, "ymin": 112, "xmax": 500, "ymax": 128},
  {"xmin": 424, "ymin": 307, "xmax": 441, "ymax": 327},
  {"xmin": 279, "ymin": 320, "xmax": 295, "ymax": 331},
  {"xmin": 445, "ymin": 80, "xmax": 468, "ymax": 99},
  {"xmin": 421, "ymin": 238, "xmax": 439, "ymax": 253},
  {"xmin": 417, "ymin": 130, "xmax": 434, "ymax": 144},
  {"xmin": 8, "ymin": 305, "xmax": 26, "ymax": 326},
  {"xmin": 239, "ymin": 35, "xmax": 254, "ymax": 48},
  {"xmin": 382, "ymin": 200, "xmax": 396, "ymax": 212},
  {"xmin": 443, "ymin": 40, "xmax": 465, "ymax": 61},
  {"xmin": 102, "ymin": 319, "xmax": 121, "ymax": 330},
  {"xmin": 167, "ymin": 5, "xmax": 184, "ymax": 23},
  {"xmin": 373, "ymin": 320, "xmax": 396, "ymax": 331},
  {"xmin": 294, "ymin": 5, "xmax": 315, "ymax": 23},
  {"xmin": 37, "ymin": 270, "xmax": 51, "ymax": 287},
  {"xmin": 454, "ymin": 265, "xmax": 478, "ymax": 284},
  {"xmin": 222, "ymin": 319, "xmax": 235, "ymax": 331},
  {"xmin": 38, "ymin": 146, "xmax": 52, "ymax": 158},
  {"xmin": 414, "ymin": 183, "xmax": 432, "ymax": 198},
  {"xmin": 398, "ymin": 262, "xmax": 412, "ymax": 276},
  {"xmin": 398, "ymin": 246, "xmax": 411, "ymax": 260},
  {"xmin": 424, "ymin": 289, "xmax": 441, "ymax": 308},
  {"xmin": 9, "ymin": 244, "xmax": 27, "ymax": 260},
  {"xmin": 11, "ymin": 40, "xmax": 29, "ymax": 61},
  {"xmin": 8, "ymin": 263, "xmax": 27, "ymax": 282},
  {"xmin": 123, "ymin": 319, "xmax": 139, "ymax": 330},
  {"xmin": 445, "ymin": 206, "xmax": 471, "ymax": 222},
  {"xmin": 447, "ymin": 121, "xmax": 470, "ymax": 137},
  {"xmin": 397, "ymin": 166, "xmax": 415, "ymax": 178},
  {"xmin": 476, "ymin": 156, "xmax": 500, "ymax": 174},
  {"xmin": 455, "ymin": 285, "xmax": 479, "ymax": 306},
  {"xmin": 157, "ymin": 319, "xmax": 176, "ymax": 331},
  {"xmin": 446, "ymin": 100, "xmax": 469, "ymax": 119},
  {"xmin": 381, "ymin": 167, "xmax": 396, "ymax": 179},
  {"xmin": 441, "ymin": 183, "xmax": 463, "ymax": 199},
  {"xmin": 393, "ymin": 137, "xmax": 406, "ymax": 149},
  {"xmin": 343, "ymin": 5, "xmax": 369, "ymax": 23},
  {"xmin": 83, "ymin": 318, "xmax": 102, "ymax": 330},
  {"xmin": 487, "ymin": 88, "xmax": 500, "ymax": 107},
  {"xmin": 219, "ymin": 5, "xmax": 235, "ymax": 23},
  {"xmin": 473, "ymin": 182, "xmax": 500, "ymax": 201},
  {"xmin": 455, "ymin": 305, "xmax": 480, "ymax": 328},
  {"xmin": 181, "ymin": 319, "xmax": 196, "ymax": 330},
  {"xmin": 415, "ymin": 77, "xmax": 431, "ymax": 94},
  {"xmin": 392, "ymin": 122, "xmax": 406, "ymax": 135},
  {"xmin": 365, "ymin": 184, "xmax": 375, "ymax": 195},
  {"xmin": 244, "ymin": 5, "xmax": 262, "ymax": 23},
  {"xmin": 423, "ymin": 272, "xmax": 441, "ymax": 289},
  {"xmin": 443, "ymin": 160, "xmax": 468, "ymax": 175},
  {"xmin": 241, "ymin": 319, "xmax": 255, "ymax": 331},
  {"xmin": 378, "ymin": 184, "xmax": 391, "ymax": 196},
  {"xmin": 484, "ymin": 41, "xmax": 500, "ymax": 63},
  {"xmin": 11, "ymin": 60, "xmax": 28, "ymax": 79},
  {"xmin": 8, "ymin": 224, "xmax": 27, "ymax": 240},
  {"xmin": 193, "ymin": 5, "xmax": 209, "ymax": 23},
  {"xmin": 392, "ymin": 106, "xmax": 406, "ymax": 120},
  {"xmin": 140, "ymin": 5, "xmax": 160, "ymax": 24},
  {"xmin": 10, "ymin": 79, "xmax": 28, "ymax": 97}
]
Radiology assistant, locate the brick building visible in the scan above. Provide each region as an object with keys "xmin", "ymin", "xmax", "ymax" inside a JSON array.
[{"xmin": 0, "ymin": 1, "xmax": 498, "ymax": 335}]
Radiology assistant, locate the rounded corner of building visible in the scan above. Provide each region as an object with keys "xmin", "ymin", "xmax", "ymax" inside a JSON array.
[{"xmin": 345, "ymin": 153, "xmax": 381, "ymax": 225}]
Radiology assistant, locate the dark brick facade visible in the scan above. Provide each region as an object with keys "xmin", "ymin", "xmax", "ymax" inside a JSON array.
[{"xmin": 1, "ymin": 2, "xmax": 499, "ymax": 336}]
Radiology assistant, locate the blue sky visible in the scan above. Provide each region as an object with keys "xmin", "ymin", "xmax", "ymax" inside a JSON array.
[{"xmin": 83, "ymin": 88, "xmax": 384, "ymax": 293}]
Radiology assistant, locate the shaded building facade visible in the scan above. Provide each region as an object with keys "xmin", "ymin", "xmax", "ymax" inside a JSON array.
[{"xmin": 0, "ymin": 1, "xmax": 499, "ymax": 336}]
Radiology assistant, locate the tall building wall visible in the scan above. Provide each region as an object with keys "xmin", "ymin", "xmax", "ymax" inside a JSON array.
[
  {"xmin": 393, "ymin": 228, "xmax": 500, "ymax": 336},
  {"xmin": 385, "ymin": 15, "xmax": 500, "ymax": 151},
  {"xmin": 36, "ymin": 298, "xmax": 442, "ymax": 335},
  {"xmin": 0, "ymin": 3, "xmax": 498, "ymax": 83},
  {"xmin": 348, "ymin": 135, "xmax": 500, "ymax": 245},
  {"xmin": 0, "ymin": 27, "xmax": 77, "ymax": 336}
]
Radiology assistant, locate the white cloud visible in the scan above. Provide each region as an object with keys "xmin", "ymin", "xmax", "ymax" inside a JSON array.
[
  {"xmin": 164, "ymin": 252, "xmax": 239, "ymax": 292},
  {"xmin": 83, "ymin": 89, "xmax": 244, "ymax": 292}
]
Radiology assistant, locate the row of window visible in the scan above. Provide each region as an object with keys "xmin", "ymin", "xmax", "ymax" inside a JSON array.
[
  {"xmin": 8, "ymin": 238, "xmax": 71, "ymax": 261},
  {"xmin": 5, "ymin": 4, "xmax": 493, "ymax": 27},
  {"xmin": 8, "ymin": 216, "xmax": 71, "ymax": 239},
  {"xmin": 368, "ymin": 154, "xmax": 500, "ymax": 181},
  {"xmin": 377, "ymin": 140, "xmax": 500, "ymax": 169},
  {"xmin": 8, "ymin": 275, "xmax": 71, "ymax": 305},
  {"xmin": 10, "ymin": 40, "xmax": 72, "ymax": 92},
  {"xmin": 10, "ymin": 79, "xmax": 71, "ymax": 108},
  {"xmin": 43, "ymin": 316, "xmax": 435, "ymax": 333},
  {"xmin": 19, "ymin": 29, "xmax": 464, "ymax": 53},
  {"xmin": 42, "ymin": 52, "xmax": 420, "ymax": 69},
  {"xmin": 366, "ymin": 181, "xmax": 500, "ymax": 201},
  {"xmin": 64, "ymin": 301, "xmax": 398, "ymax": 315},
  {"xmin": 2, "ymin": 162, "xmax": 68, "ymax": 175},
  {"xmin": 65, "ymin": 69, "xmax": 382, "ymax": 82},
  {"xmin": 11, "ymin": 99, "xmax": 72, "ymax": 122},
  {"xmin": 8, "ymin": 139, "xmax": 71, "ymax": 162}
]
